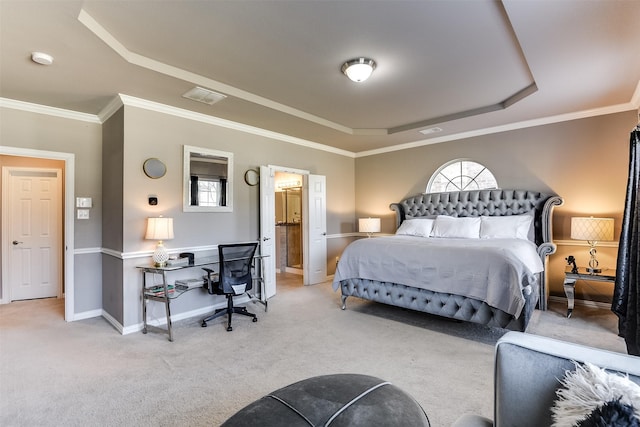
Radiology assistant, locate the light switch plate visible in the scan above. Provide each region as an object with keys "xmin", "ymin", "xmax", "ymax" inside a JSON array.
[
  {"xmin": 77, "ymin": 209, "xmax": 90, "ymax": 219},
  {"xmin": 76, "ymin": 197, "xmax": 92, "ymax": 208}
]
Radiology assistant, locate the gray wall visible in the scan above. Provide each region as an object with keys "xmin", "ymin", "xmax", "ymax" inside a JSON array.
[
  {"xmin": 0, "ymin": 107, "xmax": 103, "ymax": 313},
  {"xmin": 102, "ymin": 108, "xmax": 125, "ymax": 323},
  {"xmin": 355, "ymin": 110, "xmax": 637, "ymax": 300},
  {"xmin": 117, "ymin": 105, "xmax": 356, "ymax": 327}
]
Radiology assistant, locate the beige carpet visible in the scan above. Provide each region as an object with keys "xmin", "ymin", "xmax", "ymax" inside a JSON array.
[{"xmin": 0, "ymin": 274, "xmax": 627, "ymax": 426}]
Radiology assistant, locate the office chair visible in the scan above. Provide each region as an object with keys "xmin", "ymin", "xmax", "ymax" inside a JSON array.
[{"xmin": 201, "ymin": 242, "xmax": 259, "ymax": 331}]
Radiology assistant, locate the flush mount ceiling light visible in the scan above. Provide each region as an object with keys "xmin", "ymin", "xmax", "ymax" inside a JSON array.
[
  {"xmin": 341, "ymin": 57, "xmax": 376, "ymax": 82},
  {"xmin": 31, "ymin": 52, "xmax": 54, "ymax": 65}
]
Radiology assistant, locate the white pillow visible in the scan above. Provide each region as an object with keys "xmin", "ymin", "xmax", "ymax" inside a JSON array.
[
  {"xmin": 431, "ymin": 216, "xmax": 481, "ymax": 239},
  {"xmin": 480, "ymin": 214, "xmax": 533, "ymax": 240},
  {"xmin": 395, "ymin": 218, "xmax": 434, "ymax": 237}
]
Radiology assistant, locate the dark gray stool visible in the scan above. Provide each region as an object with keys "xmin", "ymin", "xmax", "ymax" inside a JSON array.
[{"xmin": 222, "ymin": 373, "xmax": 430, "ymax": 427}]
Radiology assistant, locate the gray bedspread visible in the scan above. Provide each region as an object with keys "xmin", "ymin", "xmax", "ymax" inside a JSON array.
[{"xmin": 332, "ymin": 235, "xmax": 543, "ymax": 318}]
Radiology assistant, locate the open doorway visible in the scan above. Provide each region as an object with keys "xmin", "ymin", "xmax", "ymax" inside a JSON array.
[
  {"xmin": 259, "ymin": 165, "xmax": 327, "ymax": 300},
  {"xmin": 275, "ymin": 172, "xmax": 303, "ymax": 276}
]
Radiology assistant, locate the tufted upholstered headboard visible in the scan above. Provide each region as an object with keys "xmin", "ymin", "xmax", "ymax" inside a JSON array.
[{"xmin": 389, "ymin": 189, "xmax": 563, "ymax": 247}]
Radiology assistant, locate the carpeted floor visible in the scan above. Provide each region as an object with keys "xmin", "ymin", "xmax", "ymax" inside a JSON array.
[{"xmin": 0, "ymin": 273, "xmax": 627, "ymax": 426}]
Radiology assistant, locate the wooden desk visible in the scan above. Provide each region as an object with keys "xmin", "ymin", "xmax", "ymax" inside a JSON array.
[
  {"xmin": 138, "ymin": 254, "xmax": 267, "ymax": 341},
  {"xmin": 563, "ymin": 266, "xmax": 615, "ymax": 318}
]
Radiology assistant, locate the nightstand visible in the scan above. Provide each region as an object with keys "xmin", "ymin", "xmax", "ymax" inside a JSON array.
[{"xmin": 563, "ymin": 266, "xmax": 616, "ymax": 318}]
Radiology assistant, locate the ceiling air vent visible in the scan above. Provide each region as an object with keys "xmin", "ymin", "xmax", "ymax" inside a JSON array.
[
  {"xmin": 419, "ymin": 127, "xmax": 443, "ymax": 135},
  {"xmin": 182, "ymin": 87, "xmax": 227, "ymax": 105}
]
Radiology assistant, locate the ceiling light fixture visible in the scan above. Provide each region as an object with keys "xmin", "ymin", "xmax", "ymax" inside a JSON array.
[
  {"xmin": 31, "ymin": 52, "xmax": 54, "ymax": 65},
  {"xmin": 341, "ymin": 57, "xmax": 376, "ymax": 82}
]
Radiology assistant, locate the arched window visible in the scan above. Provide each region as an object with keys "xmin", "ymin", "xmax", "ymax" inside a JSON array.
[{"xmin": 427, "ymin": 159, "xmax": 498, "ymax": 193}]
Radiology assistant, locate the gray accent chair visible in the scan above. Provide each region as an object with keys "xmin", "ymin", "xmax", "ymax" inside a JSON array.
[{"xmin": 453, "ymin": 332, "xmax": 640, "ymax": 427}]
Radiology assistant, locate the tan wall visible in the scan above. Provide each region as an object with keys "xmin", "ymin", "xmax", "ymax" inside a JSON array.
[{"xmin": 354, "ymin": 111, "xmax": 637, "ymax": 301}]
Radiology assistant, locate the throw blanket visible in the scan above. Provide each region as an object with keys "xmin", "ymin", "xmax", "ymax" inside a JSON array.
[{"xmin": 332, "ymin": 235, "xmax": 543, "ymax": 318}]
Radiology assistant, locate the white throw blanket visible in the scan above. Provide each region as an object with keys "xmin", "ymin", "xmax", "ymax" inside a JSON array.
[{"xmin": 332, "ymin": 235, "xmax": 543, "ymax": 318}]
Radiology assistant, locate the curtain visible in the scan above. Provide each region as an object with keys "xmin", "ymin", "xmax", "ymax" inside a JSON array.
[{"xmin": 612, "ymin": 126, "xmax": 640, "ymax": 356}]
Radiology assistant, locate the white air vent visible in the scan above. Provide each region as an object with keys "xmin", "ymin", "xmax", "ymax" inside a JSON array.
[
  {"xmin": 419, "ymin": 127, "xmax": 443, "ymax": 135},
  {"xmin": 182, "ymin": 87, "xmax": 227, "ymax": 105}
]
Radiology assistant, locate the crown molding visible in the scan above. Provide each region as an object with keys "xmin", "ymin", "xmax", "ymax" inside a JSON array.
[
  {"xmin": 0, "ymin": 97, "xmax": 100, "ymax": 123},
  {"xmin": 356, "ymin": 100, "xmax": 639, "ymax": 158},
  {"xmin": 118, "ymin": 94, "xmax": 355, "ymax": 158}
]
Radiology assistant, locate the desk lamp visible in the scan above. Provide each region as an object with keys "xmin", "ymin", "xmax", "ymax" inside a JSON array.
[
  {"xmin": 146, "ymin": 216, "xmax": 174, "ymax": 267},
  {"xmin": 570, "ymin": 216, "xmax": 614, "ymax": 273},
  {"xmin": 359, "ymin": 218, "xmax": 380, "ymax": 238}
]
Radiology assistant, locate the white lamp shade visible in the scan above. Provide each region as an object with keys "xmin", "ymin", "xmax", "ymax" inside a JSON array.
[
  {"xmin": 571, "ymin": 217, "xmax": 614, "ymax": 242},
  {"xmin": 359, "ymin": 218, "xmax": 381, "ymax": 234},
  {"xmin": 145, "ymin": 217, "xmax": 174, "ymax": 241}
]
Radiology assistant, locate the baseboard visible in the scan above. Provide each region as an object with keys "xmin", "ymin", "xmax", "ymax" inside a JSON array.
[
  {"xmin": 118, "ymin": 295, "xmax": 251, "ymax": 335},
  {"xmin": 73, "ymin": 308, "xmax": 103, "ymax": 321},
  {"xmin": 101, "ymin": 310, "xmax": 124, "ymax": 334}
]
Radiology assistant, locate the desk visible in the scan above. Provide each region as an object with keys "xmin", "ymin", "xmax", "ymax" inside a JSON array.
[
  {"xmin": 138, "ymin": 254, "xmax": 267, "ymax": 341},
  {"xmin": 563, "ymin": 266, "xmax": 616, "ymax": 318}
]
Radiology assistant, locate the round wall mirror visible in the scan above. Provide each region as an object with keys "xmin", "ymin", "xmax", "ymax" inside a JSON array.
[
  {"xmin": 244, "ymin": 169, "xmax": 259, "ymax": 186},
  {"xmin": 143, "ymin": 158, "xmax": 167, "ymax": 179}
]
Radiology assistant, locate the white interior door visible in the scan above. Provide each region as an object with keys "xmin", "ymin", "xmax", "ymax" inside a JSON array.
[
  {"xmin": 304, "ymin": 174, "xmax": 327, "ymax": 285},
  {"xmin": 259, "ymin": 166, "xmax": 276, "ymax": 299},
  {"xmin": 4, "ymin": 168, "xmax": 62, "ymax": 301}
]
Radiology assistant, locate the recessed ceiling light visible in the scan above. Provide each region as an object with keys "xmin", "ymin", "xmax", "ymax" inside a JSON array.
[
  {"xmin": 341, "ymin": 58, "xmax": 376, "ymax": 82},
  {"xmin": 419, "ymin": 127, "xmax": 443, "ymax": 135},
  {"xmin": 31, "ymin": 52, "xmax": 54, "ymax": 66},
  {"xmin": 182, "ymin": 87, "xmax": 227, "ymax": 105}
]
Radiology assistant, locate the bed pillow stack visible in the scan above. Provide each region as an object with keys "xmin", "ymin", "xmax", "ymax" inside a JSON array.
[{"xmin": 396, "ymin": 214, "xmax": 533, "ymax": 240}]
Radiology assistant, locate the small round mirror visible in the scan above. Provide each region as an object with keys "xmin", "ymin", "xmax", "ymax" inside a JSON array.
[
  {"xmin": 143, "ymin": 158, "xmax": 167, "ymax": 179},
  {"xmin": 244, "ymin": 169, "xmax": 259, "ymax": 186}
]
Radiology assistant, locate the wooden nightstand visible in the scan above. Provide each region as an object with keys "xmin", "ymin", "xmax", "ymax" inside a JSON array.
[{"xmin": 563, "ymin": 266, "xmax": 616, "ymax": 318}]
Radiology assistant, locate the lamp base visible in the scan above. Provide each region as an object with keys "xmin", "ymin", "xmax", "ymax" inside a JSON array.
[{"xmin": 153, "ymin": 241, "xmax": 169, "ymax": 267}]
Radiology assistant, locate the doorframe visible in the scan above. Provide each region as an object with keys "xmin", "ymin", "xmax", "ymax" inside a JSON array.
[
  {"xmin": 265, "ymin": 165, "xmax": 310, "ymax": 286},
  {"xmin": 0, "ymin": 147, "xmax": 75, "ymax": 321}
]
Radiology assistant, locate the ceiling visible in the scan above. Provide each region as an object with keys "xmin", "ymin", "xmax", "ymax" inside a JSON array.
[{"xmin": 1, "ymin": 0, "xmax": 639, "ymax": 155}]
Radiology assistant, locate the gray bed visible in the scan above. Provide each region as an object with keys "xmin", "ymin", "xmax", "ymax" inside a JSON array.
[{"xmin": 334, "ymin": 189, "xmax": 563, "ymax": 331}]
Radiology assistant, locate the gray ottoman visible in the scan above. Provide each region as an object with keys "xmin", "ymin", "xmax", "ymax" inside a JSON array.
[{"xmin": 222, "ymin": 373, "xmax": 430, "ymax": 426}]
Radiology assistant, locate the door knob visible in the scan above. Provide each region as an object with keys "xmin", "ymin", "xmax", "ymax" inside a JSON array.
[
  {"xmin": 263, "ymin": 237, "xmax": 271, "ymax": 241},
  {"xmin": 12, "ymin": 240, "xmax": 23, "ymax": 245}
]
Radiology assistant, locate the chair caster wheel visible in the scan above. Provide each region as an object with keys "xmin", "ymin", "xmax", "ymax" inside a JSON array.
[
  {"xmin": 227, "ymin": 326, "xmax": 233, "ymax": 332},
  {"xmin": 142, "ymin": 328, "xmax": 147, "ymax": 334},
  {"xmin": 252, "ymin": 317, "xmax": 258, "ymax": 322},
  {"xmin": 201, "ymin": 321, "xmax": 207, "ymax": 327}
]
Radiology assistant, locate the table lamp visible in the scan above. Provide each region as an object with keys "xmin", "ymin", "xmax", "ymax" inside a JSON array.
[
  {"xmin": 570, "ymin": 216, "xmax": 614, "ymax": 273},
  {"xmin": 359, "ymin": 217, "xmax": 380, "ymax": 238},
  {"xmin": 145, "ymin": 216, "xmax": 174, "ymax": 267}
]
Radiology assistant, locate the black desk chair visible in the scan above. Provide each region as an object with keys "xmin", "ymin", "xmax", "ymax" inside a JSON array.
[{"xmin": 201, "ymin": 242, "xmax": 259, "ymax": 331}]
